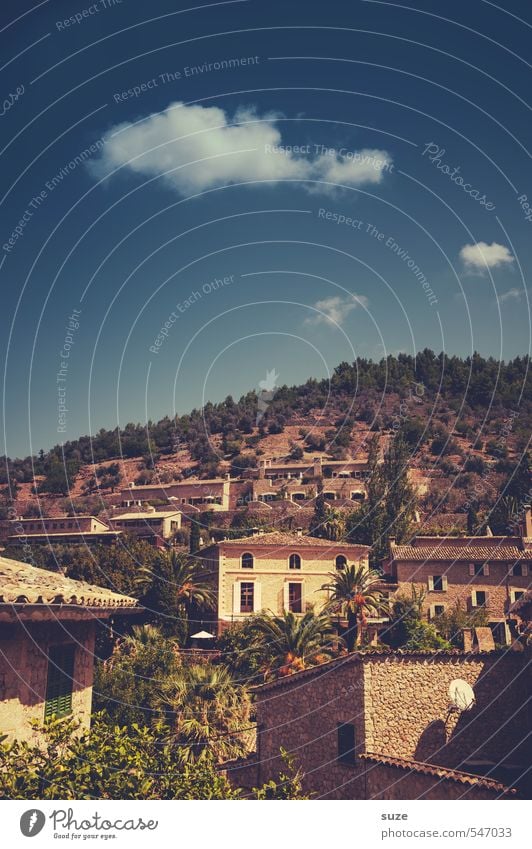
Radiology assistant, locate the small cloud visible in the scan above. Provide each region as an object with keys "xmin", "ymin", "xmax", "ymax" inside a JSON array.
[
  {"xmin": 497, "ymin": 287, "xmax": 524, "ymax": 304},
  {"xmin": 459, "ymin": 241, "xmax": 514, "ymax": 272},
  {"xmin": 305, "ymin": 294, "xmax": 369, "ymax": 326}
]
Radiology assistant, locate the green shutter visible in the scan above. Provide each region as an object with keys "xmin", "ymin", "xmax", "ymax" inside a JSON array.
[{"xmin": 45, "ymin": 644, "xmax": 75, "ymax": 720}]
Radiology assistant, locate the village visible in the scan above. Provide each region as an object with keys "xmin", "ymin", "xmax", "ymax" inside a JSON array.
[{"xmin": 0, "ymin": 417, "xmax": 530, "ymax": 801}]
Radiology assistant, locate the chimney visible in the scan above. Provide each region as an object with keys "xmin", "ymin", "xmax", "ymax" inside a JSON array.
[
  {"xmin": 313, "ymin": 456, "xmax": 323, "ymax": 477},
  {"xmin": 295, "ymin": 527, "xmax": 303, "ymax": 537}
]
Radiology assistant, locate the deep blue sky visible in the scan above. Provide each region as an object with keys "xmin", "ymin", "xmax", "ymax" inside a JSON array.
[{"xmin": 1, "ymin": 0, "xmax": 531, "ymax": 458}]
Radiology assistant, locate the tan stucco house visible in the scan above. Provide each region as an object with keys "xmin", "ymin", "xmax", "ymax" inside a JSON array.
[{"xmin": 199, "ymin": 530, "xmax": 370, "ymax": 633}]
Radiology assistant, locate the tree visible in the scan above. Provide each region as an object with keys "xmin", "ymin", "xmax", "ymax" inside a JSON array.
[
  {"xmin": 249, "ymin": 609, "xmax": 336, "ymax": 679},
  {"xmin": 138, "ymin": 551, "xmax": 215, "ymax": 640},
  {"xmin": 321, "ymin": 564, "xmax": 385, "ymax": 651},
  {"xmin": 432, "ymin": 601, "xmax": 488, "ymax": 649},
  {"xmin": 94, "ymin": 625, "xmax": 181, "ymax": 727},
  {"xmin": 156, "ymin": 663, "xmax": 252, "ymax": 763},
  {"xmin": 216, "ymin": 620, "xmax": 265, "ymax": 686},
  {"xmin": 189, "ymin": 520, "xmax": 201, "ymax": 554},
  {"xmin": 309, "ymin": 488, "xmax": 328, "ymax": 538},
  {"xmin": 382, "ymin": 586, "xmax": 451, "ymax": 651}
]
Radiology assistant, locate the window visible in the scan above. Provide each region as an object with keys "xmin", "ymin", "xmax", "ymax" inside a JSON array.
[
  {"xmin": 45, "ymin": 644, "xmax": 75, "ymax": 720},
  {"xmin": 289, "ymin": 553, "xmax": 301, "ymax": 570},
  {"xmin": 472, "ymin": 590, "xmax": 487, "ymax": 608},
  {"xmin": 288, "ymin": 582, "xmax": 302, "ymax": 613},
  {"xmin": 428, "ymin": 575, "xmax": 447, "ymax": 592},
  {"xmin": 429, "ymin": 604, "xmax": 446, "ymax": 619},
  {"xmin": 469, "ymin": 562, "xmax": 489, "ymax": 577},
  {"xmin": 241, "ymin": 552, "xmax": 254, "ymax": 569},
  {"xmin": 335, "ymin": 555, "xmax": 347, "ymax": 570},
  {"xmin": 240, "ymin": 582, "xmax": 254, "ymax": 613},
  {"xmin": 351, "ymin": 491, "xmax": 365, "ymax": 501},
  {"xmin": 323, "ymin": 491, "xmax": 336, "ymax": 501},
  {"xmin": 511, "ymin": 590, "xmax": 524, "ymax": 604},
  {"xmin": 337, "ymin": 723, "xmax": 356, "ymax": 765},
  {"xmin": 291, "ymin": 492, "xmax": 305, "ymax": 502},
  {"xmin": 511, "ymin": 563, "xmax": 529, "ymax": 577}
]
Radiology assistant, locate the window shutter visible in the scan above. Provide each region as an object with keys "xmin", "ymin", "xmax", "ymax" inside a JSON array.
[
  {"xmin": 469, "ymin": 564, "xmax": 475, "ymax": 576},
  {"xmin": 522, "ymin": 564, "xmax": 529, "ymax": 577},
  {"xmin": 472, "ymin": 591, "xmax": 478, "ymax": 607},
  {"xmin": 283, "ymin": 582, "xmax": 290, "ymax": 612},
  {"xmin": 300, "ymin": 582, "xmax": 305, "ymax": 611},
  {"xmin": 429, "ymin": 605, "xmax": 434, "ymax": 620},
  {"xmin": 483, "ymin": 564, "xmax": 490, "ymax": 576},
  {"xmin": 442, "ymin": 576, "xmax": 448, "ymax": 592},
  {"xmin": 253, "ymin": 582, "xmax": 262, "ymax": 612},
  {"xmin": 428, "ymin": 576, "xmax": 434, "ymax": 591},
  {"xmin": 45, "ymin": 645, "xmax": 75, "ymax": 720},
  {"xmin": 233, "ymin": 582, "xmax": 240, "ymax": 613}
]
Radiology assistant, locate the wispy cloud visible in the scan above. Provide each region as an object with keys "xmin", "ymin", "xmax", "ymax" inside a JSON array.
[
  {"xmin": 497, "ymin": 287, "xmax": 524, "ymax": 304},
  {"xmin": 305, "ymin": 294, "xmax": 369, "ymax": 326},
  {"xmin": 90, "ymin": 101, "xmax": 392, "ymax": 195},
  {"xmin": 459, "ymin": 241, "xmax": 514, "ymax": 273}
]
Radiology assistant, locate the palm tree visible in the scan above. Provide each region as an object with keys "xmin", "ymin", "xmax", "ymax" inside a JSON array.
[
  {"xmin": 321, "ymin": 564, "xmax": 385, "ymax": 651},
  {"xmin": 137, "ymin": 551, "xmax": 216, "ymax": 638},
  {"xmin": 156, "ymin": 663, "xmax": 252, "ymax": 763},
  {"xmin": 250, "ymin": 609, "xmax": 336, "ymax": 679}
]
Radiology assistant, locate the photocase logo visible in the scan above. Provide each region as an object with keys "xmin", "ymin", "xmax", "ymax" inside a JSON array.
[
  {"xmin": 256, "ymin": 368, "xmax": 279, "ymax": 424},
  {"xmin": 20, "ymin": 810, "xmax": 46, "ymax": 837}
]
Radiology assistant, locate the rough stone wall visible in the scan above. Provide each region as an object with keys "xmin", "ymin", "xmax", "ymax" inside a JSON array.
[
  {"xmin": 257, "ymin": 659, "xmax": 368, "ymax": 799},
  {"xmin": 395, "ymin": 561, "xmax": 530, "ymax": 621},
  {"xmin": 363, "ymin": 654, "xmax": 529, "ymax": 769},
  {"xmin": 364, "ymin": 763, "xmax": 506, "ymax": 801},
  {"xmin": 0, "ymin": 620, "xmax": 96, "ymax": 744},
  {"xmin": 255, "ymin": 652, "xmax": 530, "ymax": 799}
]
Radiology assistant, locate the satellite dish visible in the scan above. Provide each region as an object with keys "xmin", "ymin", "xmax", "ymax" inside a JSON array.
[{"xmin": 448, "ymin": 679, "xmax": 475, "ymax": 712}]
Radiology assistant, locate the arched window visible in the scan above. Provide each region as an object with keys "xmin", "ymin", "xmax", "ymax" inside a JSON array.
[
  {"xmin": 289, "ymin": 553, "xmax": 301, "ymax": 570},
  {"xmin": 241, "ymin": 552, "xmax": 254, "ymax": 569},
  {"xmin": 335, "ymin": 555, "xmax": 347, "ymax": 570}
]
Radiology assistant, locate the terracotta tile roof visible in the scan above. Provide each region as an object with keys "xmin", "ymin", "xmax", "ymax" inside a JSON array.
[
  {"xmin": 390, "ymin": 536, "xmax": 530, "ymax": 562},
  {"xmin": 213, "ymin": 531, "xmax": 369, "ymax": 550},
  {"xmin": 0, "ymin": 555, "xmax": 138, "ymax": 609},
  {"xmin": 360, "ymin": 753, "xmax": 516, "ymax": 794}
]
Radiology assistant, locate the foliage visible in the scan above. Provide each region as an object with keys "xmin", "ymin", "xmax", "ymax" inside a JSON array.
[
  {"xmin": 138, "ymin": 550, "xmax": 215, "ymax": 640},
  {"xmin": 156, "ymin": 663, "xmax": 253, "ymax": 763},
  {"xmin": 248, "ymin": 609, "xmax": 337, "ymax": 679},
  {"xmin": 94, "ymin": 625, "xmax": 181, "ymax": 727},
  {"xmin": 322, "ymin": 564, "xmax": 385, "ymax": 651},
  {"xmin": 0, "ymin": 714, "xmax": 241, "ymax": 800},
  {"xmin": 216, "ymin": 620, "xmax": 265, "ymax": 685},
  {"xmin": 382, "ymin": 586, "xmax": 451, "ymax": 651},
  {"xmin": 253, "ymin": 749, "xmax": 310, "ymax": 799},
  {"xmin": 432, "ymin": 601, "xmax": 488, "ymax": 649}
]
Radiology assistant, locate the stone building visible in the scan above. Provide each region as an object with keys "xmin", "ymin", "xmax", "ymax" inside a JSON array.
[
  {"xmin": 120, "ymin": 477, "xmax": 234, "ymax": 511},
  {"xmin": 198, "ymin": 530, "xmax": 370, "ymax": 633},
  {"xmin": 0, "ymin": 555, "xmax": 138, "ymax": 743},
  {"xmin": 108, "ymin": 507, "xmax": 182, "ymax": 546},
  {"xmin": 7, "ymin": 514, "xmax": 119, "ymax": 546},
  {"xmin": 235, "ymin": 650, "xmax": 530, "ymax": 799},
  {"xmin": 386, "ymin": 531, "xmax": 531, "ymax": 644}
]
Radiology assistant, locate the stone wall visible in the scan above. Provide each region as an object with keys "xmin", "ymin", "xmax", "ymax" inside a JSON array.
[
  {"xmin": 395, "ymin": 561, "xmax": 530, "ymax": 622},
  {"xmin": 0, "ymin": 620, "xmax": 96, "ymax": 743},
  {"xmin": 255, "ymin": 651, "xmax": 531, "ymax": 799}
]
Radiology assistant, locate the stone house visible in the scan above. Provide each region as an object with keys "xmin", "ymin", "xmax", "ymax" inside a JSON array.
[
  {"xmin": 386, "ymin": 531, "xmax": 531, "ymax": 644},
  {"xmin": 0, "ymin": 555, "xmax": 138, "ymax": 743},
  {"xmin": 120, "ymin": 477, "xmax": 233, "ymax": 510},
  {"xmin": 198, "ymin": 530, "xmax": 370, "ymax": 633},
  {"xmin": 234, "ymin": 650, "xmax": 530, "ymax": 799},
  {"xmin": 108, "ymin": 507, "xmax": 182, "ymax": 546}
]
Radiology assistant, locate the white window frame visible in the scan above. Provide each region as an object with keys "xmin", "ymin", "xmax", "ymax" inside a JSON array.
[
  {"xmin": 428, "ymin": 575, "xmax": 448, "ymax": 592},
  {"xmin": 284, "ymin": 580, "xmax": 304, "ymax": 613},
  {"xmin": 288, "ymin": 552, "xmax": 302, "ymax": 570},
  {"xmin": 472, "ymin": 589, "xmax": 489, "ymax": 608}
]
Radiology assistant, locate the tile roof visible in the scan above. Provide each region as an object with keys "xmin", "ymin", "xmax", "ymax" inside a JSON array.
[
  {"xmin": 213, "ymin": 531, "xmax": 369, "ymax": 549},
  {"xmin": 390, "ymin": 536, "xmax": 530, "ymax": 562},
  {"xmin": 359, "ymin": 753, "xmax": 516, "ymax": 794},
  {"xmin": 112, "ymin": 511, "xmax": 181, "ymax": 520},
  {"xmin": 0, "ymin": 555, "xmax": 138, "ymax": 609}
]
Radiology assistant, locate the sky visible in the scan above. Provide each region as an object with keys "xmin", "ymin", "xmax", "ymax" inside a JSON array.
[{"xmin": 1, "ymin": 0, "xmax": 531, "ymax": 459}]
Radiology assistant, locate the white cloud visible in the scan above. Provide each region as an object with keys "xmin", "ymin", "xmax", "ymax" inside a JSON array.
[
  {"xmin": 305, "ymin": 294, "xmax": 369, "ymax": 326},
  {"xmin": 498, "ymin": 287, "xmax": 524, "ymax": 303},
  {"xmin": 90, "ymin": 101, "xmax": 392, "ymax": 195},
  {"xmin": 459, "ymin": 241, "xmax": 514, "ymax": 272}
]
